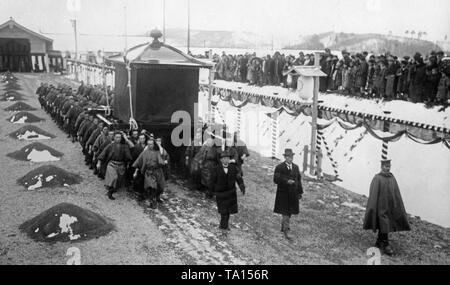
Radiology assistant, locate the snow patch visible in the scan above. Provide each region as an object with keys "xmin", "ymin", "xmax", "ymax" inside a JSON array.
[
  {"xmin": 45, "ymin": 175, "xmax": 54, "ymax": 182},
  {"xmin": 17, "ymin": 131, "xmax": 51, "ymax": 141},
  {"xmin": 46, "ymin": 232, "xmax": 57, "ymax": 238},
  {"xmin": 59, "ymin": 214, "xmax": 81, "ymax": 241},
  {"xmin": 27, "ymin": 149, "xmax": 60, "ymax": 162},
  {"xmin": 28, "ymin": 175, "xmax": 43, "ymax": 190},
  {"xmin": 13, "ymin": 116, "xmax": 27, "ymax": 124}
]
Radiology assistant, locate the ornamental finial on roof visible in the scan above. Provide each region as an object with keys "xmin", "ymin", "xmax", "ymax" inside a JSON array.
[{"xmin": 150, "ymin": 28, "xmax": 162, "ymax": 40}]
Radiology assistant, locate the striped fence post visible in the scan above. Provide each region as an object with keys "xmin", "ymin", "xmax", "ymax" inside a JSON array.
[
  {"xmin": 211, "ymin": 105, "xmax": 217, "ymax": 124},
  {"xmin": 381, "ymin": 140, "xmax": 389, "ymax": 160},
  {"xmin": 235, "ymin": 107, "xmax": 242, "ymax": 138},
  {"xmin": 271, "ymin": 111, "xmax": 279, "ymax": 159},
  {"xmin": 382, "ymin": 111, "xmax": 391, "ymax": 160},
  {"xmin": 322, "ymin": 135, "xmax": 340, "ymax": 180},
  {"xmin": 315, "ymin": 128, "xmax": 323, "ymax": 176}
]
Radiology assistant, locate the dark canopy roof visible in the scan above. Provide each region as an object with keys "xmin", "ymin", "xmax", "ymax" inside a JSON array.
[{"xmin": 108, "ymin": 29, "xmax": 212, "ymax": 68}]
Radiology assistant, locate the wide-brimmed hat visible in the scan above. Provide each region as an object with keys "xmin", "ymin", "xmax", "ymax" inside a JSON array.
[{"xmin": 283, "ymin": 149, "xmax": 295, "ymax": 157}]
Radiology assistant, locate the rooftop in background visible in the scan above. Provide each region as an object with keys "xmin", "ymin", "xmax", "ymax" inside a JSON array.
[{"xmin": 0, "ymin": 17, "xmax": 53, "ymax": 43}]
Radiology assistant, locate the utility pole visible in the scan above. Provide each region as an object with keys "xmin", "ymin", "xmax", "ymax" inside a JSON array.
[
  {"xmin": 309, "ymin": 52, "xmax": 321, "ymax": 176},
  {"xmin": 163, "ymin": 0, "xmax": 166, "ymax": 42},
  {"xmin": 67, "ymin": 0, "xmax": 80, "ymax": 60},
  {"xmin": 187, "ymin": 0, "xmax": 191, "ymax": 53},
  {"xmin": 70, "ymin": 19, "xmax": 78, "ymax": 60},
  {"xmin": 124, "ymin": 4, "xmax": 128, "ymax": 52}
]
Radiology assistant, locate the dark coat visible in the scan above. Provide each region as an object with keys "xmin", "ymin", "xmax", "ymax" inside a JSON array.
[
  {"xmin": 396, "ymin": 67, "xmax": 409, "ymax": 94},
  {"xmin": 409, "ymin": 63, "xmax": 427, "ymax": 102},
  {"xmin": 273, "ymin": 162, "xmax": 303, "ymax": 216},
  {"xmin": 199, "ymin": 145, "xmax": 218, "ymax": 188},
  {"xmin": 363, "ymin": 172, "xmax": 411, "ymax": 233},
  {"xmin": 210, "ymin": 163, "xmax": 244, "ymax": 215}
]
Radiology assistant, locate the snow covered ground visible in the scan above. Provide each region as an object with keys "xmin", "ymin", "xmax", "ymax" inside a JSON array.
[{"xmin": 198, "ymin": 84, "xmax": 450, "ymax": 228}]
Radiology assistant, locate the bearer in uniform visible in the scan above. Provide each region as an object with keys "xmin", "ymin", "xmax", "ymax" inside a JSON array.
[
  {"xmin": 132, "ymin": 138, "xmax": 167, "ymax": 209},
  {"xmin": 97, "ymin": 132, "xmax": 133, "ymax": 200}
]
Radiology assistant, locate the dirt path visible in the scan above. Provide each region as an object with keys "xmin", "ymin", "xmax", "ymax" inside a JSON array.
[{"xmin": 0, "ymin": 73, "xmax": 449, "ymax": 265}]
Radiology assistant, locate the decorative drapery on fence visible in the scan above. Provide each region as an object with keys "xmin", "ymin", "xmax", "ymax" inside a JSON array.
[
  {"xmin": 66, "ymin": 59, "xmax": 115, "ymax": 88},
  {"xmin": 201, "ymin": 83, "xmax": 450, "ymax": 150},
  {"xmin": 315, "ymin": 117, "xmax": 450, "ymax": 149}
]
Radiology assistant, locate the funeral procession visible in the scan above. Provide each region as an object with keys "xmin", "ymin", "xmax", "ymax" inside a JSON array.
[{"xmin": 0, "ymin": 0, "xmax": 449, "ymax": 269}]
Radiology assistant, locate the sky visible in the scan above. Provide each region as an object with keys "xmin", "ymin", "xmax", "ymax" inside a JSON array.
[{"xmin": 1, "ymin": 0, "xmax": 449, "ymax": 50}]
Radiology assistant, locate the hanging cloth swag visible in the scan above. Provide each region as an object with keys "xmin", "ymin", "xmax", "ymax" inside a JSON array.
[{"xmin": 208, "ymin": 85, "xmax": 450, "ymax": 150}]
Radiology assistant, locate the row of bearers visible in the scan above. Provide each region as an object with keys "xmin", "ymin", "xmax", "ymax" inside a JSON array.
[
  {"xmin": 36, "ymin": 82, "xmax": 170, "ymax": 208},
  {"xmin": 36, "ymin": 83, "xmax": 411, "ymax": 256}
]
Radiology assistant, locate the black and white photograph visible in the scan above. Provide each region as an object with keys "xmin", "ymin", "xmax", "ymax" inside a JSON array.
[{"xmin": 0, "ymin": 0, "xmax": 449, "ymax": 270}]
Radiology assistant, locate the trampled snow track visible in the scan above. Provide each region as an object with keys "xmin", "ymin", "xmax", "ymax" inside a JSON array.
[{"xmin": 141, "ymin": 179, "xmax": 253, "ymax": 265}]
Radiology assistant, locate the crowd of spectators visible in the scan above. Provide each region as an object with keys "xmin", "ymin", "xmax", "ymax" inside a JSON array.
[{"xmin": 194, "ymin": 49, "xmax": 450, "ymax": 107}]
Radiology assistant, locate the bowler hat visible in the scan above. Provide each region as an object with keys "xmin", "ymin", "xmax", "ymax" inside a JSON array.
[
  {"xmin": 220, "ymin": 150, "xmax": 232, "ymax": 158},
  {"xmin": 381, "ymin": 159, "xmax": 391, "ymax": 164},
  {"xmin": 283, "ymin": 149, "xmax": 295, "ymax": 157}
]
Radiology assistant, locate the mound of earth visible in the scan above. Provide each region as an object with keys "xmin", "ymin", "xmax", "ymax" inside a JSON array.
[
  {"xmin": 4, "ymin": 102, "xmax": 36, "ymax": 111},
  {"xmin": 0, "ymin": 75, "xmax": 17, "ymax": 84},
  {"xmin": 19, "ymin": 203, "xmax": 115, "ymax": 243},
  {"xmin": 3, "ymin": 82, "xmax": 21, "ymax": 91},
  {"xmin": 0, "ymin": 91, "xmax": 25, "ymax": 101},
  {"xmin": 9, "ymin": 125, "xmax": 56, "ymax": 140},
  {"xmin": 7, "ymin": 142, "xmax": 63, "ymax": 162},
  {"xmin": 17, "ymin": 165, "xmax": 82, "ymax": 190},
  {"xmin": 7, "ymin": 112, "xmax": 44, "ymax": 124}
]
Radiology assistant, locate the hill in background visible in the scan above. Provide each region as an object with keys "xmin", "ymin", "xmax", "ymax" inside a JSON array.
[
  {"xmin": 284, "ymin": 31, "xmax": 447, "ymax": 56},
  {"xmin": 144, "ymin": 28, "xmax": 272, "ymax": 49}
]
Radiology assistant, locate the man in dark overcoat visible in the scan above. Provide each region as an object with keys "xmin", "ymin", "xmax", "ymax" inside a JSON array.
[
  {"xmin": 210, "ymin": 150, "xmax": 246, "ymax": 231},
  {"xmin": 273, "ymin": 149, "xmax": 303, "ymax": 240},
  {"xmin": 363, "ymin": 159, "xmax": 411, "ymax": 256}
]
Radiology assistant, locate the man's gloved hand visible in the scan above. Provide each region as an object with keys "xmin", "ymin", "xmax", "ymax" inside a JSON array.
[{"xmin": 240, "ymin": 184, "xmax": 246, "ymax": 195}]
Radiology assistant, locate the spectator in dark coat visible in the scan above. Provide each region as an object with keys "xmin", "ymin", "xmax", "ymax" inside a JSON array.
[
  {"xmin": 239, "ymin": 55, "xmax": 248, "ymax": 82},
  {"xmin": 396, "ymin": 57, "xmax": 410, "ymax": 100},
  {"xmin": 374, "ymin": 60, "xmax": 387, "ymax": 98},
  {"xmin": 359, "ymin": 54, "xmax": 369, "ymax": 92},
  {"xmin": 320, "ymin": 55, "xmax": 333, "ymax": 92},
  {"xmin": 263, "ymin": 55, "xmax": 274, "ymax": 85},
  {"xmin": 273, "ymin": 149, "xmax": 303, "ymax": 240},
  {"xmin": 409, "ymin": 53, "xmax": 427, "ymax": 103},
  {"xmin": 385, "ymin": 56, "xmax": 398, "ymax": 100},
  {"xmin": 424, "ymin": 55, "xmax": 441, "ymax": 104},
  {"xmin": 272, "ymin": 52, "xmax": 284, "ymax": 86}
]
